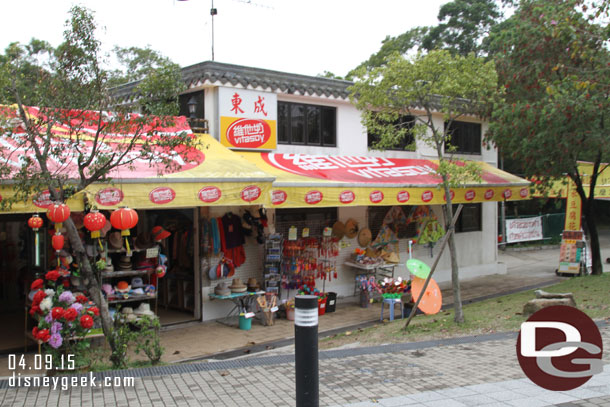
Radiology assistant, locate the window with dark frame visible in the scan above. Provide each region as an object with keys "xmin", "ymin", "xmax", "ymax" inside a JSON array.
[
  {"xmin": 452, "ymin": 203, "xmax": 482, "ymax": 233},
  {"xmin": 367, "ymin": 115, "xmax": 416, "ymax": 151},
  {"xmin": 278, "ymin": 101, "xmax": 337, "ymax": 146},
  {"xmin": 275, "ymin": 207, "xmax": 338, "ymax": 238},
  {"xmin": 444, "ymin": 121, "xmax": 482, "ymax": 155}
]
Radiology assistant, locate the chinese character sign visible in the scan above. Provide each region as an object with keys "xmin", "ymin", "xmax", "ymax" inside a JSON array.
[
  {"xmin": 564, "ymin": 180, "xmax": 582, "ymax": 231},
  {"xmin": 505, "ymin": 217, "xmax": 543, "ymax": 243},
  {"xmin": 218, "ymin": 87, "xmax": 277, "ymax": 150}
]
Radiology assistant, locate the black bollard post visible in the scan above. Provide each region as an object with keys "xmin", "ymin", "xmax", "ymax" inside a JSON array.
[{"xmin": 295, "ymin": 295, "xmax": 319, "ymax": 407}]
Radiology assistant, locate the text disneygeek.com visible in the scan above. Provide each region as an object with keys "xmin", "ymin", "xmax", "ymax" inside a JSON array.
[{"xmin": 9, "ymin": 373, "xmax": 136, "ymax": 390}]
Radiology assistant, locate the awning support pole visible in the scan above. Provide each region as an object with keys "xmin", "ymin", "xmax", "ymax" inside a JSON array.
[{"xmin": 403, "ymin": 204, "xmax": 463, "ymax": 331}]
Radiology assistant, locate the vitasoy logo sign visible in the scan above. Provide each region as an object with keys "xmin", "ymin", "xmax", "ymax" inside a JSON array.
[
  {"xmin": 198, "ymin": 186, "xmax": 221, "ymax": 203},
  {"xmin": 339, "ymin": 190, "xmax": 355, "ymax": 204},
  {"xmin": 226, "ymin": 119, "xmax": 271, "ymax": 149},
  {"xmin": 219, "ymin": 87, "xmax": 277, "ymax": 150},
  {"xmin": 149, "ymin": 187, "xmax": 176, "ymax": 205}
]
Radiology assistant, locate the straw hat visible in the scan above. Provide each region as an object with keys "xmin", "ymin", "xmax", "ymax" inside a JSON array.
[
  {"xmin": 118, "ymin": 256, "xmax": 132, "ymax": 271},
  {"xmin": 229, "ymin": 278, "xmax": 247, "ymax": 293},
  {"xmin": 383, "ymin": 252, "xmax": 400, "ymax": 264},
  {"xmin": 134, "ymin": 303, "xmax": 155, "ymax": 316},
  {"xmin": 331, "ymin": 221, "xmax": 346, "ymax": 240},
  {"xmin": 121, "ymin": 307, "xmax": 134, "ymax": 315},
  {"xmin": 247, "ymin": 278, "xmax": 260, "ymax": 292},
  {"xmin": 214, "ymin": 282, "xmax": 231, "ymax": 296},
  {"xmin": 345, "ymin": 218, "xmax": 359, "ymax": 239},
  {"xmin": 365, "ymin": 247, "xmax": 379, "ymax": 258},
  {"xmin": 108, "ymin": 231, "xmax": 123, "ymax": 250},
  {"xmin": 357, "ymin": 227, "xmax": 372, "ymax": 247},
  {"xmin": 135, "ymin": 232, "xmax": 155, "ymax": 249},
  {"xmin": 103, "ymin": 262, "xmax": 114, "ymax": 273}
]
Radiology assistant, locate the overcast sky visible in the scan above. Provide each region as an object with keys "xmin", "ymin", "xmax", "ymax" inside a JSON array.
[{"xmin": 1, "ymin": 0, "xmax": 449, "ymax": 77}]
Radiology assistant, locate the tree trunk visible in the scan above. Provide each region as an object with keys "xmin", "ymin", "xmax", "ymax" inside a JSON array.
[
  {"xmin": 583, "ymin": 198, "xmax": 603, "ymax": 275},
  {"xmin": 441, "ymin": 181, "xmax": 464, "ymax": 324},
  {"xmin": 63, "ymin": 218, "xmax": 117, "ymax": 354},
  {"xmin": 570, "ymin": 161, "xmax": 603, "ymax": 276}
]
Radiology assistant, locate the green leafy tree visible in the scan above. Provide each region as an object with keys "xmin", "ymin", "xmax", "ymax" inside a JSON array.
[
  {"xmin": 423, "ymin": 0, "xmax": 502, "ymax": 56},
  {"xmin": 109, "ymin": 46, "xmax": 185, "ymax": 116},
  {"xmin": 350, "ymin": 50, "xmax": 497, "ymax": 323},
  {"xmin": 0, "ymin": 6, "xmax": 197, "ymax": 363},
  {"xmin": 347, "ymin": 0, "xmax": 503, "ymax": 78},
  {"xmin": 488, "ymin": 0, "xmax": 610, "ymax": 275}
]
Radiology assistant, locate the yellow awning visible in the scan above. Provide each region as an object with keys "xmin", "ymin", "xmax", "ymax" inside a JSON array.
[
  {"xmin": 240, "ymin": 152, "xmax": 531, "ymax": 208},
  {"xmin": 0, "ymin": 106, "xmax": 274, "ymax": 213},
  {"xmin": 532, "ymin": 161, "xmax": 610, "ymax": 199}
]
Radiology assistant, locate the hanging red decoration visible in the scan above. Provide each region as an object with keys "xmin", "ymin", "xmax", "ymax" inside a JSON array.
[
  {"xmin": 84, "ymin": 210, "xmax": 106, "ymax": 238},
  {"xmin": 52, "ymin": 232, "xmax": 64, "ymax": 269},
  {"xmin": 28, "ymin": 214, "xmax": 44, "ymax": 231},
  {"xmin": 110, "ymin": 207, "xmax": 138, "ymax": 254},
  {"xmin": 28, "ymin": 214, "xmax": 44, "ymax": 251},
  {"xmin": 47, "ymin": 203, "xmax": 71, "ymax": 232},
  {"xmin": 52, "ymin": 233, "xmax": 64, "ymax": 251}
]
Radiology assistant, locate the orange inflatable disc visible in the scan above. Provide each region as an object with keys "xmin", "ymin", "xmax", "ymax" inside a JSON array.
[{"xmin": 411, "ymin": 277, "xmax": 442, "ymax": 315}]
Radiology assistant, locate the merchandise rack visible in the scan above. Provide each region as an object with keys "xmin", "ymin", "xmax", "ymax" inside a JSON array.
[{"xmin": 263, "ymin": 234, "xmax": 282, "ymax": 296}]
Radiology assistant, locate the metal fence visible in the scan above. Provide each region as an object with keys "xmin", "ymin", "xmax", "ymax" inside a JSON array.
[{"xmin": 501, "ymin": 213, "xmax": 565, "ymax": 242}]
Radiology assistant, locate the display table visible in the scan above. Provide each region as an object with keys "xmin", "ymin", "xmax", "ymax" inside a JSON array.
[
  {"xmin": 344, "ymin": 261, "xmax": 398, "ymax": 295},
  {"xmin": 208, "ymin": 291, "xmax": 265, "ymax": 326}
]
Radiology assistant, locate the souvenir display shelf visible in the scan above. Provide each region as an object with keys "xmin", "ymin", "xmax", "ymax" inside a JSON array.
[
  {"xmin": 102, "ymin": 245, "xmax": 158, "ymax": 312},
  {"xmin": 263, "ymin": 234, "xmax": 282, "ymax": 295}
]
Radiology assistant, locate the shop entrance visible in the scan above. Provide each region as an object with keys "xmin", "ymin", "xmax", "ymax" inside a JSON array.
[
  {"xmin": 0, "ymin": 214, "xmax": 44, "ymax": 352},
  {"xmin": 144, "ymin": 209, "xmax": 198, "ymax": 325}
]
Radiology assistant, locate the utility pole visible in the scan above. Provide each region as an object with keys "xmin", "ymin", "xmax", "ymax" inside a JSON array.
[{"xmin": 210, "ymin": 0, "xmax": 217, "ymax": 61}]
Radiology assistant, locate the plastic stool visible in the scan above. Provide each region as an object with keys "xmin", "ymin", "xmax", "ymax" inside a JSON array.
[{"xmin": 380, "ymin": 298, "xmax": 404, "ymax": 321}]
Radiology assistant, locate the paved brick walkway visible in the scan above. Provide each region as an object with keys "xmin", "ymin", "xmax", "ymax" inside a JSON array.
[{"xmin": 1, "ymin": 324, "xmax": 608, "ymax": 406}]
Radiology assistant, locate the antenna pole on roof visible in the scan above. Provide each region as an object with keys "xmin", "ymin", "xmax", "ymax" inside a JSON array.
[{"xmin": 210, "ymin": 0, "xmax": 217, "ymax": 61}]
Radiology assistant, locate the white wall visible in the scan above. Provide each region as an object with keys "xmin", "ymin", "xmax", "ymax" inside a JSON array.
[{"xmin": 204, "ymin": 87, "xmax": 219, "ymax": 140}]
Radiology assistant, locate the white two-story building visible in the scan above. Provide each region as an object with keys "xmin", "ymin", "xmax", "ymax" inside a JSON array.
[{"xmin": 115, "ymin": 61, "xmax": 530, "ymax": 322}]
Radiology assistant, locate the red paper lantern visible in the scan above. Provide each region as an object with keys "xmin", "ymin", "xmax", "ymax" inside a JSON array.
[
  {"xmin": 84, "ymin": 210, "xmax": 106, "ymax": 238},
  {"xmin": 52, "ymin": 233, "xmax": 64, "ymax": 251},
  {"xmin": 47, "ymin": 203, "xmax": 71, "ymax": 231},
  {"xmin": 110, "ymin": 207, "xmax": 138, "ymax": 254},
  {"xmin": 110, "ymin": 207, "xmax": 138, "ymax": 235},
  {"xmin": 28, "ymin": 214, "xmax": 44, "ymax": 231}
]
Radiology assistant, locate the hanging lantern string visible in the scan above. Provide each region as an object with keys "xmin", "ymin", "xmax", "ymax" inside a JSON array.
[
  {"xmin": 51, "ymin": 232, "xmax": 64, "ymax": 269},
  {"xmin": 28, "ymin": 214, "xmax": 44, "ymax": 254}
]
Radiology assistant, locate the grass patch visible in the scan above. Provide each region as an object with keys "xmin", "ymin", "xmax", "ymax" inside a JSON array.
[{"xmin": 320, "ymin": 273, "xmax": 610, "ymax": 350}]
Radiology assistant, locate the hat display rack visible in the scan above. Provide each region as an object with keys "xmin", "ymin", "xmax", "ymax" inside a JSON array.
[{"xmin": 98, "ymin": 208, "xmax": 171, "ymax": 322}]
